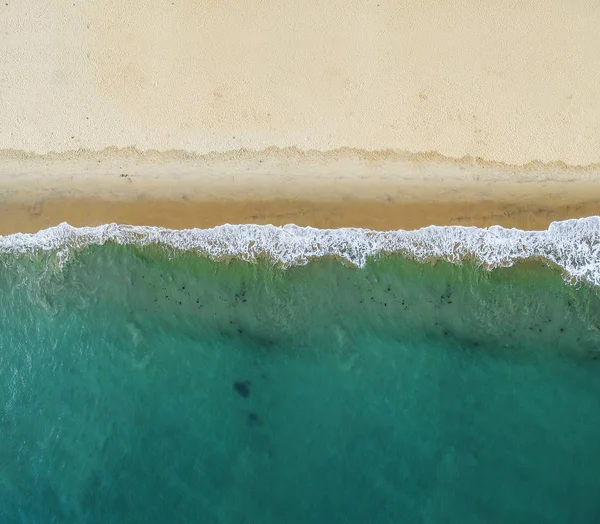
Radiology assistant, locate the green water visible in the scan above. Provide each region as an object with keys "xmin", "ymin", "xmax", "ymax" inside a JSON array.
[{"xmin": 1, "ymin": 244, "xmax": 600, "ymax": 523}]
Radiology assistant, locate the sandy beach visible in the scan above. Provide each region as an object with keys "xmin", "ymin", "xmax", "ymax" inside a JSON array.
[
  {"xmin": 2, "ymin": 2, "xmax": 600, "ymax": 233},
  {"xmin": 0, "ymin": 148, "xmax": 599, "ymax": 234}
]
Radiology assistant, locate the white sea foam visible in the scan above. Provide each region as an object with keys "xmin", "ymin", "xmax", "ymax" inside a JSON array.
[{"xmin": 1, "ymin": 218, "xmax": 600, "ymax": 286}]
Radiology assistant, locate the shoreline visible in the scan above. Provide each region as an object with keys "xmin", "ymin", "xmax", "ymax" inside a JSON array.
[
  {"xmin": 1, "ymin": 148, "xmax": 600, "ymax": 234},
  {"xmin": 2, "ymin": 197, "xmax": 600, "ymax": 235},
  {"xmin": 2, "ymin": 217, "xmax": 600, "ymax": 288}
]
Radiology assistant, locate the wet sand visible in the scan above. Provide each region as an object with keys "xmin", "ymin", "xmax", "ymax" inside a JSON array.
[{"xmin": 1, "ymin": 148, "xmax": 599, "ymax": 234}]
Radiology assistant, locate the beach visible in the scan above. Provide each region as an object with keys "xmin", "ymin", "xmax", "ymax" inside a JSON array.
[
  {"xmin": 1, "ymin": 148, "xmax": 600, "ymax": 235},
  {"xmin": 2, "ymin": 1, "xmax": 600, "ymax": 234},
  {"xmin": 3, "ymin": 1, "xmax": 600, "ymax": 522}
]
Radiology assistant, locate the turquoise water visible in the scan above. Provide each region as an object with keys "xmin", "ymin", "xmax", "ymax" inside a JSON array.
[{"xmin": 1, "ymin": 242, "xmax": 600, "ymax": 523}]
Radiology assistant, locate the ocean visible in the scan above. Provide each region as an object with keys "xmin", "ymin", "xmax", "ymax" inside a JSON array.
[{"xmin": 1, "ymin": 219, "xmax": 600, "ymax": 523}]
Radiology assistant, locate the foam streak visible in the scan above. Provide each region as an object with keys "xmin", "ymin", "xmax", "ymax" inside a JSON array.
[{"xmin": 1, "ymin": 218, "xmax": 600, "ymax": 286}]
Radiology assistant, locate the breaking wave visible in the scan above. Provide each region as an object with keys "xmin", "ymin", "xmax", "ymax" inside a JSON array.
[{"xmin": 1, "ymin": 217, "xmax": 600, "ymax": 286}]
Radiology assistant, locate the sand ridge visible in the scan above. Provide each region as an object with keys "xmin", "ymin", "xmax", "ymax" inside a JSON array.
[{"xmin": 3, "ymin": 146, "xmax": 600, "ymax": 171}]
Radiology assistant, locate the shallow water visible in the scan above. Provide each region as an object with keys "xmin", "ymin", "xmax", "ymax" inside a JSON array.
[{"xmin": 1, "ymin": 242, "xmax": 600, "ymax": 523}]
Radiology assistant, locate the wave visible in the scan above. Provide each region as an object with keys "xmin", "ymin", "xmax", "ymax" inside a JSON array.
[{"xmin": 1, "ymin": 218, "xmax": 600, "ymax": 286}]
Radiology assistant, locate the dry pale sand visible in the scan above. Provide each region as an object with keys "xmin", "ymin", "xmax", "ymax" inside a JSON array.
[{"xmin": 1, "ymin": 2, "xmax": 600, "ymax": 233}]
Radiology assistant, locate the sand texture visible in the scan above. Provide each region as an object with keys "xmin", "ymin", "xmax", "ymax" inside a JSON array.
[
  {"xmin": 0, "ymin": 149, "xmax": 598, "ymax": 234},
  {"xmin": 1, "ymin": 2, "xmax": 600, "ymax": 232}
]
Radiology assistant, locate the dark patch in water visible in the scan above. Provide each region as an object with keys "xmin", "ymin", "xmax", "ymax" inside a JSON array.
[
  {"xmin": 234, "ymin": 380, "xmax": 251, "ymax": 398},
  {"xmin": 441, "ymin": 285, "xmax": 452, "ymax": 303},
  {"xmin": 247, "ymin": 412, "xmax": 262, "ymax": 426},
  {"xmin": 235, "ymin": 281, "xmax": 248, "ymax": 303}
]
